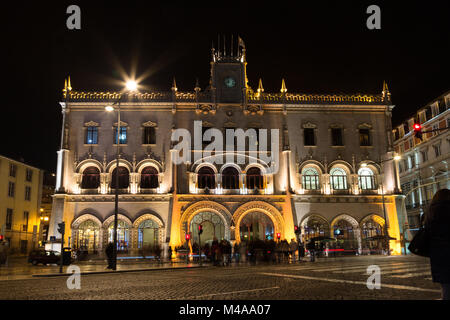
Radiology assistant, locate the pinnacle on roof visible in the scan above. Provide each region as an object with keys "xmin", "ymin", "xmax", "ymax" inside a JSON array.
[
  {"xmin": 171, "ymin": 77, "xmax": 177, "ymax": 92},
  {"xmin": 280, "ymin": 78, "xmax": 287, "ymax": 93},
  {"xmin": 257, "ymin": 78, "xmax": 264, "ymax": 94}
]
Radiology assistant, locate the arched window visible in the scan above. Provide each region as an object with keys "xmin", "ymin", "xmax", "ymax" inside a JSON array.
[
  {"xmin": 75, "ymin": 220, "xmax": 100, "ymax": 252},
  {"xmin": 197, "ymin": 166, "xmax": 215, "ymax": 189},
  {"xmin": 81, "ymin": 167, "xmax": 100, "ymax": 189},
  {"xmin": 140, "ymin": 167, "xmax": 159, "ymax": 189},
  {"xmin": 330, "ymin": 167, "xmax": 347, "ymax": 190},
  {"xmin": 138, "ymin": 219, "xmax": 160, "ymax": 249},
  {"xmin": 222, "ymin": 167, "xmax": 239, "ymax": 189},
  {"xmin": 358, "ymin": 167, "xmax": 376, "ymax": 190},
  {"xmin": 303, "ymin": 216, "xmax": 330, "ymax": 242},
  {"xmin": 108, "ymin": 220, "xmax": 130, "ymax": 251},
  {"xmin": 111, "ymin": 167, "xmax": 130, "ymax": 189},
  {"xmin": 246, "ymin": 167, "xmax": 264, "ymax": 189},
  {"xmin": 302, "ymin": 167, "xmax": 320, "ymax": 190}
]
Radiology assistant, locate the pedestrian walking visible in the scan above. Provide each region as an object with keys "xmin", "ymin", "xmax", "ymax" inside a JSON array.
[
  {"xmin": 168, "ymin": 246, "xmax": 172, "ymax": 262},
  {"xmin": 298, "ymin": 242, "xmax": 305, "ymax": 262},
  {"xmin": 105, "ymin": 242, "xmax": 114, "ymax": 269},
  {"xmin": 425, "ymin": 189, "xmax": 450, "ymax": 300},
  {"xmin": 0, "ymin": 242, "xmax": 7, "ymax": 265},
  {"xmin": 307, "ymin": 240, "xmax": 316, "ymax": 262}
]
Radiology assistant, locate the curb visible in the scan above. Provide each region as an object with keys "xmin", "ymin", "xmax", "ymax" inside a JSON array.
[{"xmin": 31, "ymin": 265, "xmax": 208, "ymax": 278}]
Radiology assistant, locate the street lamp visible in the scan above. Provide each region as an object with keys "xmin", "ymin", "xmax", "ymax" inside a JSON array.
[
  {"xmin": 104, "ymin": 80, "xmax": 138, "ymax": 270},
  {"xmin": 362, "ymin": 155, "xmax": 401, "ymax": 255}
]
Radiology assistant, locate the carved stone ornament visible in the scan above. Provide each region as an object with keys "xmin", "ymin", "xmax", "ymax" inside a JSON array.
[
  {"xmin": 113, "ymin": 121, "xmax": 128, "ymax": 127},
  {"xmin": 196, "ymin": 104, "xmax": 216, "ymax": 115},
  {"xmin": 243, "ymin": 104, "xmax": 263, "ymax": 115},
  {"xmin": 302, "ymin": 122, "xmax": 317, "ymax": 129},
  {"xmin": 142, "ymin": 121, "xmax": 158, "ymax": 127},
  {"xmin": 84, "ymin": 121, "xmax": 100, "ymax": 127},
  {"xmin": 358, "ymin": 122, "xmax": 372, "ymax": 129}
]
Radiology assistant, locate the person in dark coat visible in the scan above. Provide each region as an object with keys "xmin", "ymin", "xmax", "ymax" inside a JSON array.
[
  {"xmin": 425, "ymin": 189, "xmax": 450, "ymax": 300},
  {"xmin": 306, "ymin": 240, "xmax": 316, "ymax": 262},
  {"xmin": 105, "ymin": 242, "xmax": 114, "ymax": 269}
]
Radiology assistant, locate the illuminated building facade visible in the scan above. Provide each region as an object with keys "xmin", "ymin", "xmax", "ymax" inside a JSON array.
[
  {"xmin": 392, "ymin": 90, "xmax": 450, "ymax": 234},
  {"xmin": 0, "ymin": 155, "xmax": 44, "ymax": 253},
  {"xmin": 48, "ymin": 39, "xmax": 407, "ymax": 257}
]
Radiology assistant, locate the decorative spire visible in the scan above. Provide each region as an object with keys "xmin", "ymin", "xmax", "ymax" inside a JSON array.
[
  {"xmin": 280, "ymin": 78, "xmax": 287, "ymax": 93},
  {"xmin": 382, "ymin": 80, "xmax": 391, "ymax": 102},
  {"xmin": 171, "ymin": 77, "xmax": 177, "ymax": 92},
  {"xmin": 67, "ymin": 76, "xmax": 72, "ymax": 91},
  {"xmin": 194, "ymin": 78, "xmax": 201, "ymax": 92},
  {"xmin": 257, "ymin": 78, "xmax": 264, "ymax": 94}
]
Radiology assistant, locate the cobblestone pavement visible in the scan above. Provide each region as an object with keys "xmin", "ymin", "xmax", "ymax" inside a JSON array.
[{"xmin": 0, "ymin": 255, "xmax": 441, "ymax": 300}]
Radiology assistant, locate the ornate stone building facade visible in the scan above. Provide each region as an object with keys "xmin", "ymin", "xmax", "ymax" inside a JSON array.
[{"xmin": 48, "ymin": 39, "xmax": 407, "ymax": 257}]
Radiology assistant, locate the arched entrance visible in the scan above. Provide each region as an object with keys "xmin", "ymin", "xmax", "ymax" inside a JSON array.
[
  {"xmin": 301, "ymin": 215, "xmax": 330, "ymax": 242},
  {"xmin": 360, "ymin": 215, "xmax": 386, "ymax": 255},
  {"xmin": 330, "ymin": 214, "xmax": 361, "ymax": 256},
  {"xmin": 190, "ymin": 211, "xmax": 225, "ymax": 244},
  {"xmin": 239, "ymin": 211, "xmax": 274, "ymax": 241},
  {"xmin": 233, "ymin": 201, "xmax": 284, "ymax": 244},
  {"xmin": 71, "ymin": 214, "xmax": 103, "ymax": 254}
]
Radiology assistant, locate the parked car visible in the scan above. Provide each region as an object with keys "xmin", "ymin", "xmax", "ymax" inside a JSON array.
[{"xmin": 28, "ymin": 249, "xmax": 71, "ymax": 265}]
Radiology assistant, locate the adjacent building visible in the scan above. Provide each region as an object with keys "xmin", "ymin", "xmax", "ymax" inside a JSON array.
[
  {"xmin": 48, "ymin": 39, "xmax": 407, "ymax": 257},
  {"xmin": 393, "ymin": 90, "xmax": 450, "ymax": 233},
  {"xmin": 0, "ymin": 155, "xmax": 44, "ymax": 254}
]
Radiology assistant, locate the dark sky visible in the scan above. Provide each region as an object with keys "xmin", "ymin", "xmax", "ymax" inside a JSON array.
[{"xmin": 3, "ymin": 1, "xmax": 449, "ymax": 172}]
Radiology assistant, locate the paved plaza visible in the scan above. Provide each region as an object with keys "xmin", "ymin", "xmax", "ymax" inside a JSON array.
[{"xmin": 0, "ymin": 255, "xmax": 441, "ymax": 300}]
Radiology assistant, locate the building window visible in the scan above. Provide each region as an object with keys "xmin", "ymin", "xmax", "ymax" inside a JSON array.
[
  {"xmin": 23, "ymin": 211, "xmax": 29, "ymax": 232},
  {"xmin": 81, "ymin": 167, "xmax": 100, "ymax": 189},
  {"xmin": 143, "ymin": 127, "xmax": 156, "ymax": 144},
  {"xmin": 358, "ymin": 167, "xmax": 376, "ymax": 190},
  {"xmin": 140, "ymin": 167, "xmax": 159, "ymax": 189},
  {"xmin": 8, "ymin": 182, "xmax": 15, "ymax": 197},
  {"xmin": 330, "ymin": 167, "xmax": 347, "ymax": 190},
  {"xmin": 6, "ymin": 209, "xmax": 13, "ymax": 230},
  {"xmin": 25, "ymin": 186, "xmax": 31, "ymax": 201},
  {"xmin": 359, "ymin": 129, "xmax": 371, "ymax": 146},
  {"xmin": 25, "ymin": 169, "xmax": 33, "ymax": 182},
  {"xmin": 246, "ymin": 167, "xmax": 264, "ymax": 190},
  {"xmin": 331, "ymin": 128, "xmax": 343, "ymax": 146},
  {"xmin": 197, "ymin": 166, "xmax": 215, "ymax": 189},
  {"xmin": 114, "ymin": 127, "xmax": 127, "ymax": 144},
  {"xmin": 222, "ymin": 166, "xmax": 239, "ymax": 189},
  {"xmin": 304, "ymin": 128, "xmax": 315, "ymax": 146},
  {"xmin": 425, "ymin": 106, "xmax": 432, "ymax": 121},
  {"xmin": 433, "ymin": 144, "xmax": 441, "ymax": 157},
  {"xmin": 302, "ymin": 167, "xmax": 320, "ymax": 190},
  {"xmin": 394, "ymin": 129, "xmax": 399, "ymax": 141},
  {"xmin": 111, "ymin": 167, "xmax": 130, "ymax": 189},
  {"xmin": 138, "ymin": 219, "xmax": 160, "ymax": 249},
  {"xmin": 9, "ymin": 163, "xmax": 16, "ymax": 177},
  {"xmin": 86, "ymin": 127, "xmax": 98, "ymax": 144},
  {"xmin": 421, "ymin": 150, "xmax": 428, "ymax": 163}
]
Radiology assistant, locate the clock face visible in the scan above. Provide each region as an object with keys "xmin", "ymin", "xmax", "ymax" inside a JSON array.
[{"xmin": 224, "ymin": 77, "xmax": 236, "ymax": 88}]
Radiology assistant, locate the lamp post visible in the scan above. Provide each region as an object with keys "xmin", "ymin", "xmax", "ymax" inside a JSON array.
[
  {"xmin": 105, "ymin": 80, "xmax": 137, "ymax": 271},
  {"xmin": 362, "ymin": 155, "xmax": 401, "ymax": 256}
]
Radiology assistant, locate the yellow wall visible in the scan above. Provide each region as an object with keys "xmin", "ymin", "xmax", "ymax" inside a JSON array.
[
  {"xmin": 0, "ymin": 156, "xmax": 43, "ymax": 253},
  {"xmin": 385, "ymin": 195, "xmax": 402, "ymax": 255}
]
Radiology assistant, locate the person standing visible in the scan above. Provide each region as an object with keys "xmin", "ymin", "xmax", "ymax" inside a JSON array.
[
  {"xmin": 105, "ymin": 242, "xmax": 114, "ymax": 269},
  {"xmin": 307, "ymin": 240, "xmax": 316, "ymax": 262},
  {"xmin": 425, "ymin": 189, "xmax": 450, "ymax": 300}
]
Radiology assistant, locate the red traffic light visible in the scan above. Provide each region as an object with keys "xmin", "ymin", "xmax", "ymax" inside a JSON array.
[
  {"xmin": 0, "ymin": 235, "xmax": 4, "ymax": 241},
  {"xmin": 198, "ymin": 225, "xmax": 203, "ymax": 231},
  {"xmin": 414, "ymin": 123, "xmax": 423, "ymax": 140},
  {"xmin": 185, "ymin": 233, "xmax": 191, "ymax": 240},
  {"xmin": 276, "ymin": 232, "xmax": 281, "ymax": 239}
]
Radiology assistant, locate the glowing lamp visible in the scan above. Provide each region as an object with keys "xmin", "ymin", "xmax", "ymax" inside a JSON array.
[
  {"xmin": 125, "ymin": 80, "xmax": 137, "ymax": 91},
  {"xmin": 105, "ymin": 105, "xmax": 114, "ymax": 112}
]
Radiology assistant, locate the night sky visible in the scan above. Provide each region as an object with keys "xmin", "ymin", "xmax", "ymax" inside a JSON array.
[{"xmin": 3, "ymin": 1, "xmax": 449, "ymax": 172}]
